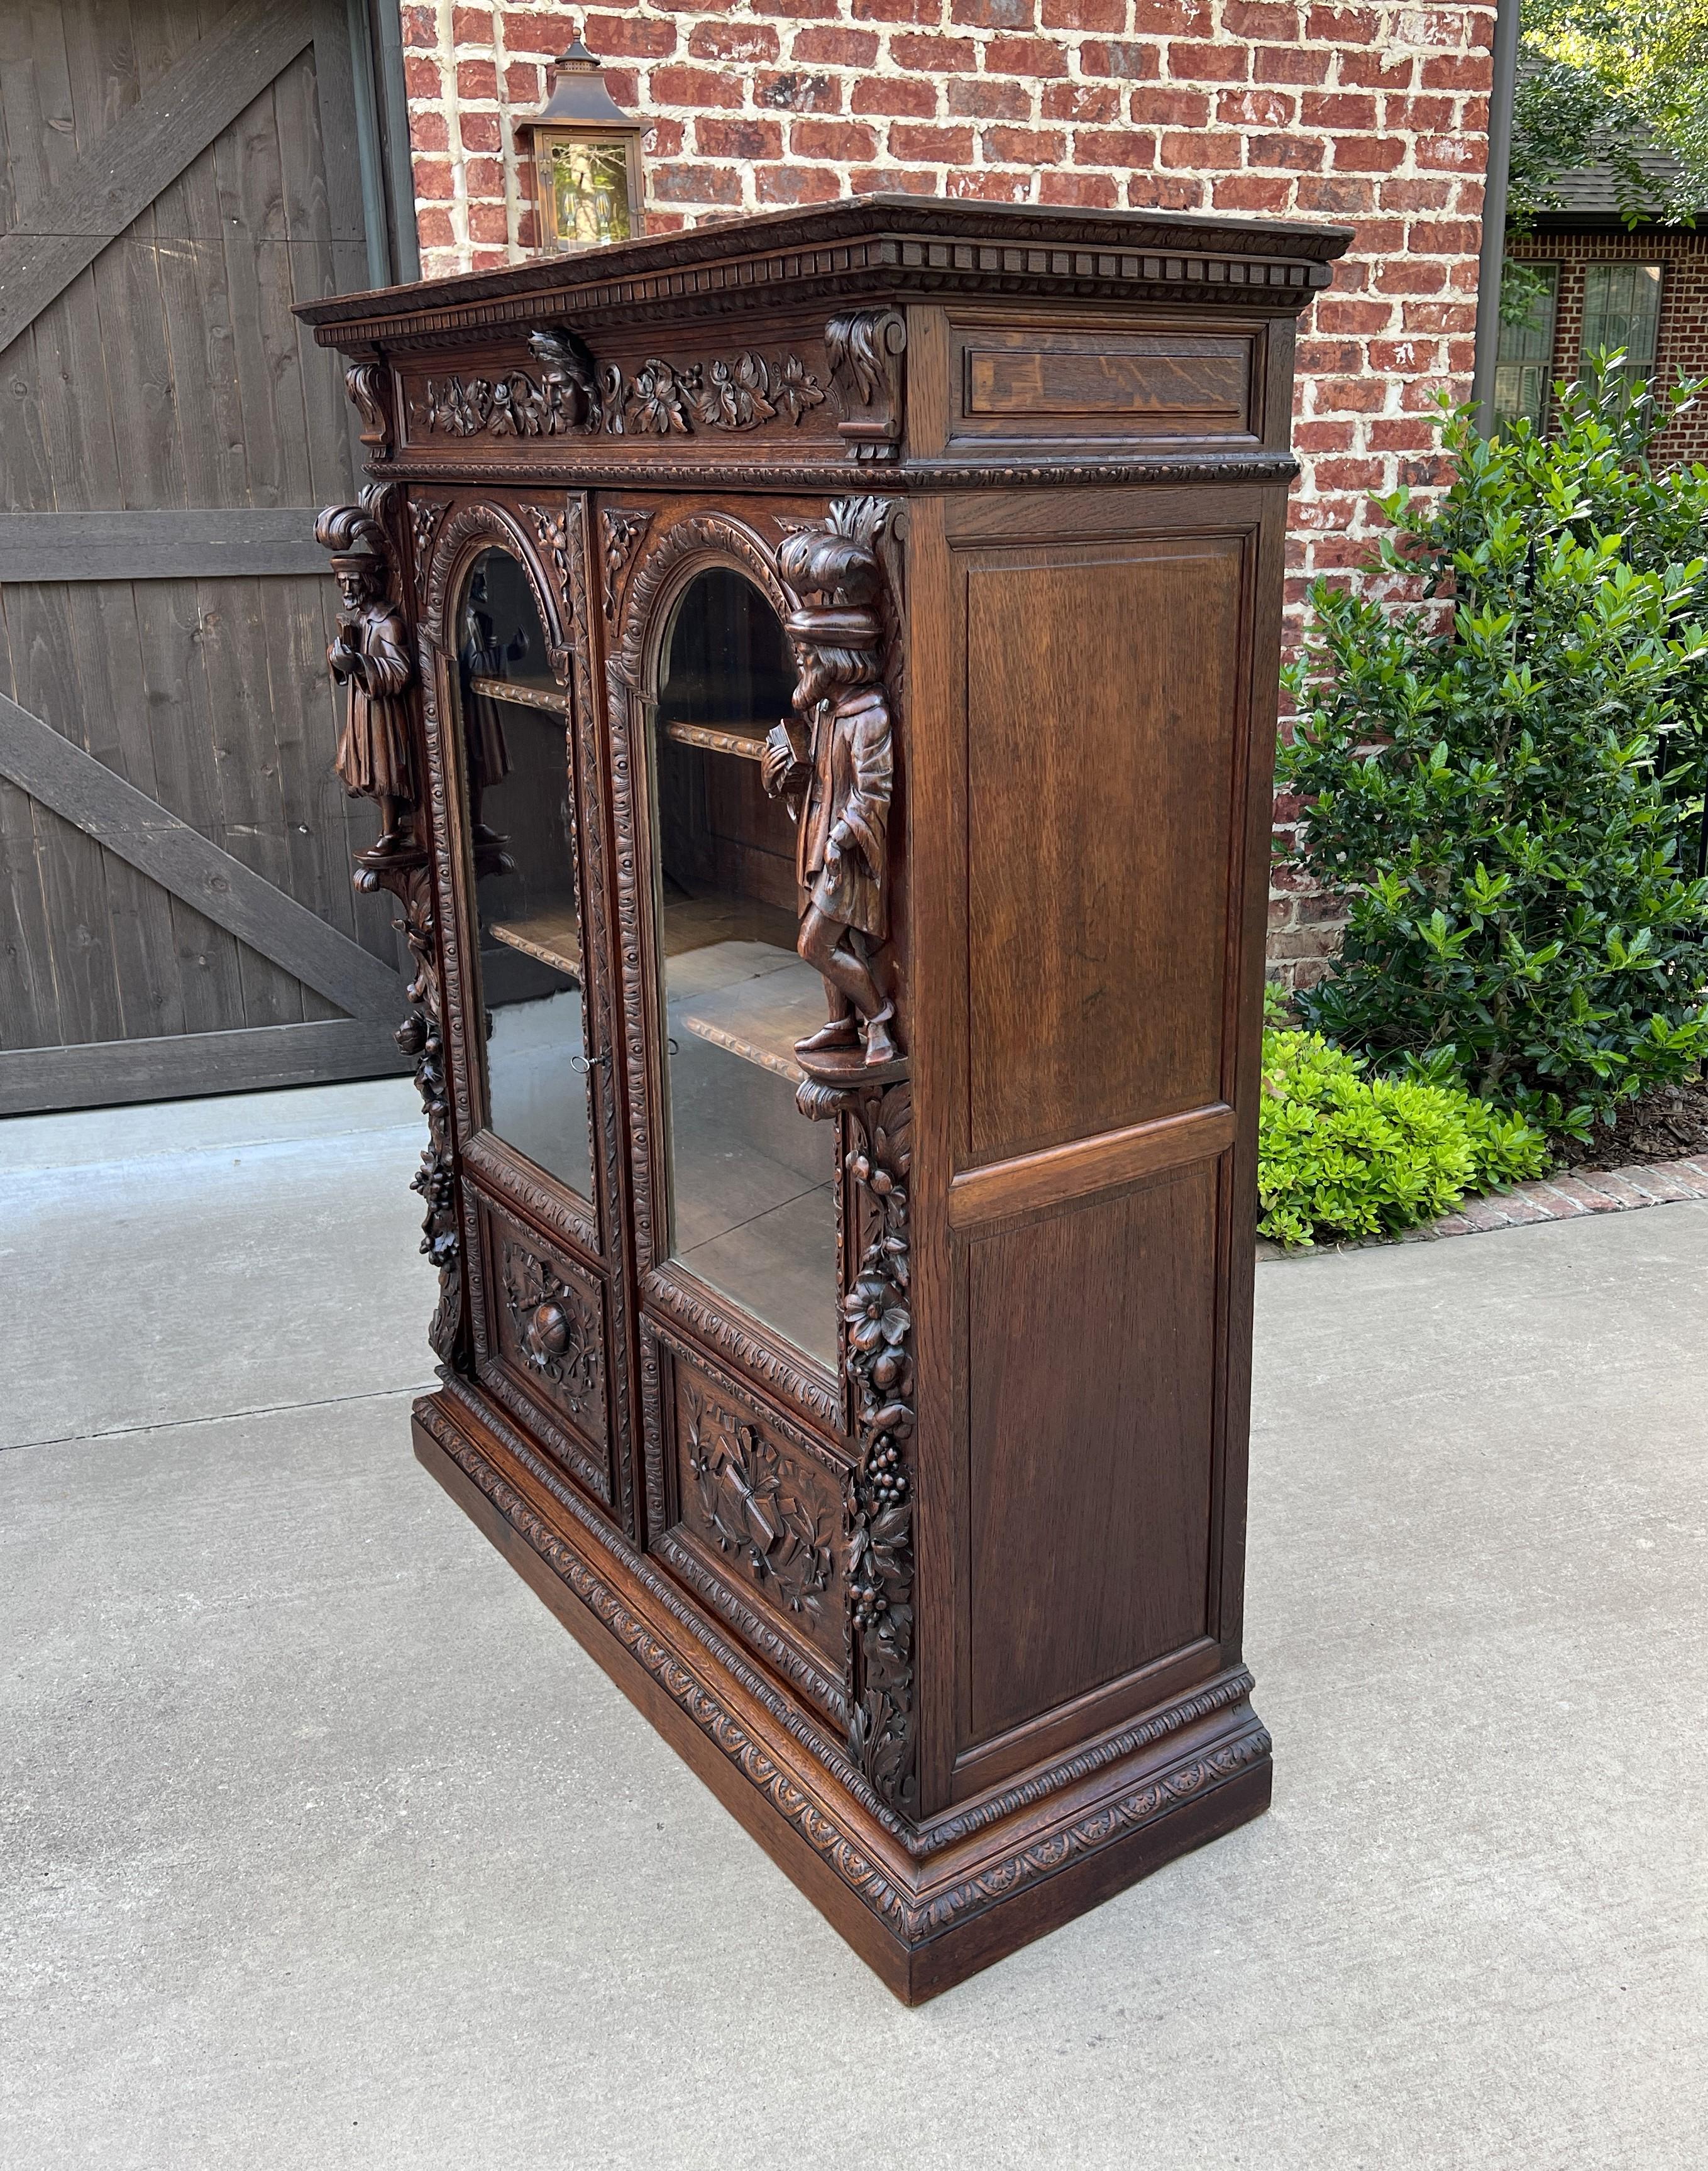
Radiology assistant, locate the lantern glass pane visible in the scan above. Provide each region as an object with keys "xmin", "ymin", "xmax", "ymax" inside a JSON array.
[{"xmin": 546, "ymin": 137, "xmax": 632, "ymax": 248}]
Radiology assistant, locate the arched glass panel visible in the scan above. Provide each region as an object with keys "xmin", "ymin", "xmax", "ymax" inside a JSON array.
[
  {"xmin": 453, "ymin": 546, "xmax": 591, "ymax": 1199},
  {"xmin": 651, "ymin": 567, "xmax": 837, "ymax": 1365}
]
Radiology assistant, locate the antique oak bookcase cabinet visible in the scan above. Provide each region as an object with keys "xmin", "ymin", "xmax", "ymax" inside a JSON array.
[{"xmin": 298, "ymin": 197, "xmax": 1347, "ymax": 2003}]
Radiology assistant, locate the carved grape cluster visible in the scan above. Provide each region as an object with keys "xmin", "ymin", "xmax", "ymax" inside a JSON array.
[
  {"xmin": 866, "ymin": 1436, "xmax": 906, "ymax": 1510},
  {"xmin": 838, "ymin": 1082, "xmax": 916, "ymax": 1813}
]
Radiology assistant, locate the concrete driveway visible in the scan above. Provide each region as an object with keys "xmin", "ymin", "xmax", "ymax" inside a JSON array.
[{"xmin": 3, "ymin": 1085, "xmax": 1704, "ymax": 2170}]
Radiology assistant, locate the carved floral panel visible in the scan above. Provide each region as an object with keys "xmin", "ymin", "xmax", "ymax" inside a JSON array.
[
  {"xmin": 406, "ymin": 339, "xmax": 828, "ymax": 446},
  {"xmin": 492, "ymin": 1230, "xmax": 609, "ymax": 1451}
]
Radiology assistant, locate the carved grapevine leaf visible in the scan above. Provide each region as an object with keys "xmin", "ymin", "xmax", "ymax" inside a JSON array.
[
  {"xmin": 776, "ymin": 355, "xmax": 826, "ymax": 424},
  {"xmin": 416, "ymin": 344, "xmax": 825, "ymax": 442},
  {"xmin": 626, "ymin": 359, "xmax": 696, "ymax": 436},
  {"xmin": 694, "ymin": 352, "xmax": 777, "ymax": 431},
  {"xmin": 600, "ymin": 508, "xmax": 653, "ymax": 622}
]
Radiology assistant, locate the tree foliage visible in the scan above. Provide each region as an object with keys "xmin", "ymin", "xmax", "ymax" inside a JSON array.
[
  {"xmin": 1511, "ymin": 0, "xmax": 1708, "ymax": 231},
  {"xmin": 1281, "ymin": 370, "xmax": 1708, "ymax": 1137}
]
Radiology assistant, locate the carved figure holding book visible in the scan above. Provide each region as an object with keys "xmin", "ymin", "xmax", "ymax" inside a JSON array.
[
  {"xmin": 316, "ymin": 505, "xmax": 415, "ymax": 859},
  {"xmin": 764, "ymin": 527, "xmax": 900, "ymax": 1077}
]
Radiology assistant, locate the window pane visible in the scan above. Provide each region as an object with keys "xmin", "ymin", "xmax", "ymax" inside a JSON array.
[
  {"xmin": 1494, "ymin": 266, "xmax": 1558, "ymax": 430},
  {"xmin": 453, "ymin": 547, "xmax": 592, "ymax": 1197},
  {"xmin": 1582, "ymin": 263, "xmax": 1663, "ymax": 404},
  {"xmin": 547, "ymin": 138, "xmax": 632, "ymax": 248},
  {"xmin": 651, "ymin": 568, "xmax": 839, "ymax": 1367}
]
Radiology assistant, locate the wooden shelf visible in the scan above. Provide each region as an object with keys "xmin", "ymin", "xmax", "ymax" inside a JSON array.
[
  {"xmin": 468, "ymin": 674, "xmax": 568, "ymax": 715},
  {"xmin": 660, "ymin": 890, "xmax": 800, "ymax": 960},
  {"xmin": 487, "ymin": 896, "xmax": 581, "ymax": 978},
  {"xmin": 663, "ymin": 718, "xmax": 775, "ymax": 762},
  {"xmin": 678, "ymin": 957, "xmax": 825, "ymax": 1084}
]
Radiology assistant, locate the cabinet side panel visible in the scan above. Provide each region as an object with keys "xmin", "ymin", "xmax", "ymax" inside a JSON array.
[
  {"xmin": 965, "ymin": 539, "xmax": 1243, "ymax": 1163},
  {"xmin": 966, "ymin": 1167, "xmax": 1216, "ymax": 1742}
]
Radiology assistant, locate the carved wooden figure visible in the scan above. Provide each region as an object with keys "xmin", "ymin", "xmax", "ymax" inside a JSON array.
[
  {"xmin": 766, "ymin": 520, "xmax": 900, "ymax": 1077},
  {"xmin": 299, "ymin": 197, "xmax": 1348, "ymax": 2003},
  {"xmin": 314, "ymin": 504, "xmax": 416, "ymax": 859}
]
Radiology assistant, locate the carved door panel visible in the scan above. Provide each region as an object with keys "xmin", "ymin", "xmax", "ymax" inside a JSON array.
[
  {"xmin": 417, "ymin": 488, "xmax": 637, "ymax": 1527},
  {"xmin": 605, "ymin": 500, "xmax": 835, "ymax": 1651},
  {"xmin": 602, "ymin": 495, "xmax": 849, "ymax": 1378},
  {"xmin": 0, "ymin": 0, "xmax": 418, "ymax": 1113},
  {"xmin": 603, "ymin": 490, "xmax": 918, "ymax": 1806}
]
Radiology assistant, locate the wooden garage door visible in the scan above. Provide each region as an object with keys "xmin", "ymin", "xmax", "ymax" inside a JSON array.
[{"xmin": 0, "ymin": 0, "xmax": 417, "ymax": 1112}]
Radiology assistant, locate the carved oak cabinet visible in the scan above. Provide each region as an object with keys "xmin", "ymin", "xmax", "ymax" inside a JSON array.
[{"xmin": 297, "ymin": 197, "xmax": 1347, "ymax": 2003}]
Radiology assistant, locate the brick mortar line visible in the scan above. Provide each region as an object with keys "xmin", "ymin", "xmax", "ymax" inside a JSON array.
[
  {"xmin": 400, "ymin": 2, "xmax": 1498, "ymax": 995},
  {"xmin": 1257, "ymin": 1154, "xmax": 1708, "ymax": 1260}
]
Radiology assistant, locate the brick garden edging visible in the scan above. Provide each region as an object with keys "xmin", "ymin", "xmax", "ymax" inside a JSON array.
[{"xmin": 1257, "ymin": 1155, "xmax": 1708, "ymax": 1261}]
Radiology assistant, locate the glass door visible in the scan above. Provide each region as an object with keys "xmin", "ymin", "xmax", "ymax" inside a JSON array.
[
  {"xmin": 450, "ymin": 542, "xmax": 593, "ymax": 1202},
  {"xmin": 647, "ymin": 563, "xmax": 839, "ymax": 1368}
]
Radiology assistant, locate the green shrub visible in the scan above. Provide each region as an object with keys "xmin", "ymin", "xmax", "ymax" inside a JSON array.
[
  {"xmin": 1258, "ymin": 1025, "xmax": 1551, "ymax": 1250},
  {"xmin": 1281, "ymin": 366, "xmax": 1708, "ymax": 1140}
]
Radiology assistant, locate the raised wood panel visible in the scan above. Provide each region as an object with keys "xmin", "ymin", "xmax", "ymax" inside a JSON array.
[
  {"xmin": 662, "ymin": 1346, "xmax": 850, "ymax": 1696},
  {"xmin": 480, "ymin": 1204, "xmax": 614, "ymax": 1505},
  {"xmin": 957, "ymin": 327, "xmax": 1256, "ymax": 441},
  {"xmin": 964, "ymin": 534, "xmax": 1246, "ymax": 1165},
  {"xmin": 946, "ymin": 1101, "xmax": 1235, "ymax": 1233},
  {"xmin": 966, "ymin": 1165, "xmax": 1219, "ymax": 1747}
]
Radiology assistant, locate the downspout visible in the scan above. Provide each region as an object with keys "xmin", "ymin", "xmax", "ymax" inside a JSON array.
[
  {"xmin": 347, "ymin": 0, "xmax": 393, "ymax": 290},
  {"xmin": 1471, "ymin": 0, "xmax": 1523, "ymax": 434},
  {"xmin": 372, "ymin": 0, "xmax": 422, "ymax": 285}
]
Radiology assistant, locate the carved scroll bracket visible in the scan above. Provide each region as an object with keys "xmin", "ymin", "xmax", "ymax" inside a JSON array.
[
  {"xmin": 346, "ymin": 362, "xmax": 390, "ymax": 462},
  {"xmin": 825, "ymin": 311, "xmax": 906, "ymax": 464}
]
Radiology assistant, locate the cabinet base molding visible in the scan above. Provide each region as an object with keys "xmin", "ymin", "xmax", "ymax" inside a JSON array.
[{"xmin": 413, "ymin": 1385, "xmax": 1272, "ymax": 2004}]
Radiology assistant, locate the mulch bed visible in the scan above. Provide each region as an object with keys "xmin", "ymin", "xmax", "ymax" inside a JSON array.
[{"xmin": 1551, "ymin": 1080, "xmax": 1708, "ymax": 1174}]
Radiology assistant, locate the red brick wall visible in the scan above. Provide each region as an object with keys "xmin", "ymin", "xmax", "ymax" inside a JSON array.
[
  {"xmin": 1508, "ymin": 229, "xmax": 1708, "ymax": 467},
  {"xmin": 399, "ymin": 1, "xmax": 1497, "ymax": 986}
]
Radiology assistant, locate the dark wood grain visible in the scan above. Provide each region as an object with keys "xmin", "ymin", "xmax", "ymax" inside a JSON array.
[
  {"xmin": 966, "ymin": 1167, "xmax": 1218, "ymax": 1747},
  {"xmin": 297, "ymin": 196, "xmax": 1344, "ymax": 2001},
  {"xmin": 964, "ymin": 531, "xmax": 1246, "ymax": 1163},
  {"xmin": 955, "ymin": 324, "xmax": 1257, "ymax": 441}
]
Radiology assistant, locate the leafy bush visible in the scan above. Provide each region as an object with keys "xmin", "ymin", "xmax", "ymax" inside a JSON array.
[
  {"xmin": 1281, "ymin": 368, "xmax": 1708, "ymax": 1138},
  {"xmin": 1258, "ymin": 1023, "xmax": 1550, "ymax": 1250}
]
